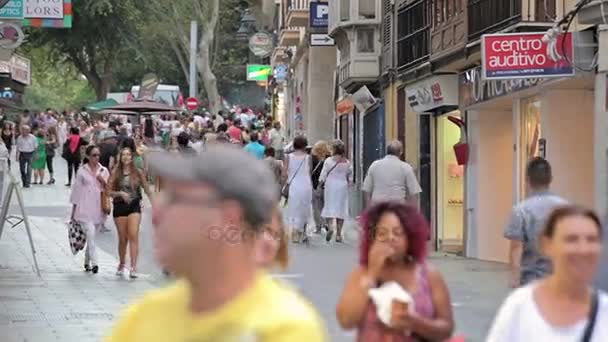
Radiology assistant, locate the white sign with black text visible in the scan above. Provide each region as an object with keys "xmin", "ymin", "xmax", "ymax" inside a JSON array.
[
  {"xmin": 310, "ymin": 33, "xmax": 335, "ymax": 46},
  {"xmin": 25, "ymin": 0, "xmax": 64, "ymax": 19}
]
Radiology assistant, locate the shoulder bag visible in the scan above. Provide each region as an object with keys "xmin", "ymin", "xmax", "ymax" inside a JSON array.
[
  {"xmin": 318, "ymin": 158, "xmax": 342, "ymax": 193},
  {"xmin": 581, "ymin": 290, "xmax": 599, "ymax": 342},
  {"xmin": 281, "ymin": 155, "xmax": 306, "ymax": 201}
]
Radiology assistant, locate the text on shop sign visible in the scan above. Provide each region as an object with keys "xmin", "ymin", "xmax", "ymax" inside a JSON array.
[
  {"xmin": 25, "ymin": 0, "xmax": 63, "ymax": 19},
  {"xmin": 481, "ymin": 32, "xmax": 574, "ymax": 80},
  {"xmin": 459, "ymin": 66, "xmax": 543, "ymax": 107}
]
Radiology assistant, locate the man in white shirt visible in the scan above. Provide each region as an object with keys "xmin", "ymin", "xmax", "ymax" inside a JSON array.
[
  {"xmin": 16, "ymin": 125, "xmax": 38, "ymax": 188},
  {"xmin": 362, "ymin": 140, "xmax": 422, "ymax": 207},
  {"xmin": 269, "ymin": 121, "xmax": 285, "ymax": 160}
]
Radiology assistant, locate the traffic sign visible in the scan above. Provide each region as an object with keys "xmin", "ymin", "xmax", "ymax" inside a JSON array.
[
  {"xmin": 186, "ymin": 97, "xmax": 199, "ymax": 111},
  {"xmin": 310, "ymin": 33, "xmax": 335, "ymax": 46}
]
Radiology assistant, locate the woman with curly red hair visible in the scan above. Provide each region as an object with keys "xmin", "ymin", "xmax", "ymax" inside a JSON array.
[{"xmin": 336, "ymin": 201, "xmax": 454, "ymax": 341}]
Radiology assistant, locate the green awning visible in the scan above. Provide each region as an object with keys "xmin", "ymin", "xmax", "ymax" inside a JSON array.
[{"xmin": 85, "ymin": 98, "xmax": 119, "ymax": 111}]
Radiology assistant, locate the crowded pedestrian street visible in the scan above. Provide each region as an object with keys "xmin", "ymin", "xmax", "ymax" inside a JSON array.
[
  {"xmin": 0, "ymin": 160, "xmax": 512, "ymax": 341},
  {"xmin": 1, "ymin": 0, "xmax": 608, "ymax": 341}
]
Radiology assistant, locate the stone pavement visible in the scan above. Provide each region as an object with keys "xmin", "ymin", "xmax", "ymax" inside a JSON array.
[{"xmin": 0, "ymin": 216, "xmax": 155, "ymax": 342}]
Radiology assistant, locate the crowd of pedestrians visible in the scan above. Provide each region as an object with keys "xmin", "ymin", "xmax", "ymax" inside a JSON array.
[{"xmin": 2, "ymin": 105, "xmax": 606, "ymax": 341}]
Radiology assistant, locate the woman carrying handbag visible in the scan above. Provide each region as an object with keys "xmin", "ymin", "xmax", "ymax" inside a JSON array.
[{"xmin": 282, "ymin": 136, "xmax": 312, "ymax": 244}]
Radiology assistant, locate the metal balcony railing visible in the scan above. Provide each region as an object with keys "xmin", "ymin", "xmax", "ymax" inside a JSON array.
[
  {"xmin": 468, "ymin": 0, "xmax": 557, "ymax": 40},
  {"xmin": 288, "ymin": 0, "xmax": 309, "ymax": 11}
]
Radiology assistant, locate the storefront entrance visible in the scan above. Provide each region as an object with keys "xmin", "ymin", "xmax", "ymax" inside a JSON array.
[
  {"xmin": 518, "ymin": 96, "xmax": 542, "ymax": 200},
  {"xmin": 436, "ymin": 113, "xmax": 465, "ymax": 253}
]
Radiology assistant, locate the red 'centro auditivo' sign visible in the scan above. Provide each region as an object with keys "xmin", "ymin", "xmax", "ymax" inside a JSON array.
[{"xmin": 481, "ymin": 32, "xmax": 574, "ymax": 80}]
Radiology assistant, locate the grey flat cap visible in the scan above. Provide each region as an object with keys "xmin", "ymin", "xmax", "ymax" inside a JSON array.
[{"xmin": 148, "ymin": 144, "xmax": 278, "ymax": 228}]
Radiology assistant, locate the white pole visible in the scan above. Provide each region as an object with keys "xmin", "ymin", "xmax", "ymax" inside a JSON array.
[{"xmin": 189, "ymin": 21, "xmax": 198, "ymax": 98}]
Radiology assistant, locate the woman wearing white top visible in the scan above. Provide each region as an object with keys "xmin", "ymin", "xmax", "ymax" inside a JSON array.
[
  {"xmin": 319, "ymin": 140, "xmax": 352, "ymax": 243},
  {"xmin": 283, "ymin": 135, "xmax": 312, "ymax": 244},
  {"xmin": 487, "ymin": 205, "xmax": 607, "ymax": 342}
]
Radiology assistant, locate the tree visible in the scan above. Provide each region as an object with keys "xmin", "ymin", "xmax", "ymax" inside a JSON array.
[
  {"xmin": 26, "ymin": 0, "xmax": 144, "ymax": 100},
  {"xmin": 22, "ymin": 47, "xmax": 95, "ymax": 110},
  {"xmin": 145, "ymin": 0, "xmax": 249, "ymax": 113}
]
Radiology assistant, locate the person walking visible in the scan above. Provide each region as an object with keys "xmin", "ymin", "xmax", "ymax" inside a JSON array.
[
  {"xmin": 362, "ymin": 140, "xmax": 422, "ymax": 207},
  {"xmin": 57, "ymin": 115, "xmax": 68, "ymax": 147},
  {"xmin": 107, "ymin": 144, "xmax": 326, "ymax": 341},
  {"xmin": 244, "ymin": 132, "xmax": 265, "ymax": 159},
  {"xmin": 488, "ymin": 205, "xmax": 607, "ymax": 341},
  {"xmin": 269, "ymin": 121, "xmax": 286, "ymax": 160},
  {"xmin": 16, "ymin": 125, "xmax": 37, "ymax": 188},
  {"xmin": 320, "ymin": 140, "xmax": 352, "ymax": 243},
  {"xmin": 264, "ymin": 147, "xmax": 283, "ymax": 198},
  {"xmin": 63, "ymin": 127, "xmax": 87, "ymax": 187},
  {"xmin": 283, "ymin": 135, "xmax": 313, "ymax": 244},
  {"xmin": 69, "ymin": 145, "xmax": 110, "ymax": 274},
  {"xmin": 1, "ymin": 122, "xmax": 13, "ymax": 169},
  {"xmin": 120, "ymin": 137, "xmax": 145, "ymax": 171},
  {"xmin": 311, "ymin": 141, "xmax": 331, "ymax": 234},
  {"xmin": 336, "ymin": 201, "xmax": 454, "ymax": 341},
  {"xmin": 107, "ymin": 147, "xmax": 153, "ymax": 279},
  {"xmin": 31, "ymin": 128, "xmax": 47, "ymax": 185},
  {"xmin": 45, "ymin": 126, "xmax": 58, "ymax": 184},
  {"xmin": 504, "ymin": 157, "xmax": 567, "ymax": 288}
]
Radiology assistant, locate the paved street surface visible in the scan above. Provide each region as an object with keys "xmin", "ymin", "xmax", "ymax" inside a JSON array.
[{"xmin": 0, "ymin": 160, "xmax": 510, "ymax": 341}]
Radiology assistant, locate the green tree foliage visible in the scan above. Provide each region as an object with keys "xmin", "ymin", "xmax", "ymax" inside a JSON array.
[{"xmin": 23, "ymin": 47, "xmax": 95, "ymax": 111}]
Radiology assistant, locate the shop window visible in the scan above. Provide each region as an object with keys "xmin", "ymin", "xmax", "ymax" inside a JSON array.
[{"xmin": 357, "ymin": 28, "xmax": 375, "ymax": 53}]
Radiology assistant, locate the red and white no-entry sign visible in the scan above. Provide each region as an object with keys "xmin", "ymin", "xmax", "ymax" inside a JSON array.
[{"xmin": 186, "ymin": 97, "xmax": 199, "ymax": 111}]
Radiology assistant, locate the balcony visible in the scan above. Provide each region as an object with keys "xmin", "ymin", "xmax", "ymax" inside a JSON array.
[
  {"xmin": 278, "ymin": 26, "xmax": 301, "ymax": 47},
  {"xmin": 468, "ymin": 0, "xmax": 557, "ymax": 41},
  {"xmin": 271, "ymin": 47, "xmax": 290, "ymax": 65},
  {"xmin": 286, "ymin": 0, "xmax": 309, "ymax": 27},
  {"xmin": 329, "ymin": 0, "xmax": 381, "ymax": 37},
  {"xmin": 338, "ymin": 57, "xmax": 380, "ymax": 92}
]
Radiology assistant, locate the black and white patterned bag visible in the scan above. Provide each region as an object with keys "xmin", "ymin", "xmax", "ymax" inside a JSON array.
[{"xmin": 68, "ymin": 221, "xmax": 86, "ymax": 255}]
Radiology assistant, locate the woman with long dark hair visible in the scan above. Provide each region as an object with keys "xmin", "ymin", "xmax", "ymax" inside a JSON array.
[
  {"xmin": 63, "ymin": 127, "xmax": 87, "ymax": 186},
  {"xmin": 45, "ymin": 126, "xmax": 58, "ymax": 184},
  {"xmin": 107, "ymin": 147, "xmax": 153, "ymax": 279}
]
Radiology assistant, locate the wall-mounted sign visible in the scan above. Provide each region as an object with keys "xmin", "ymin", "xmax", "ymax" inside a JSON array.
[
  {"xmin": 0, "ymin": 22, "xmax": 25, "ymax": 50},
  {"xmin": 336, "ymin": 97, "xmax": 354, "ymax": 116},
  {"xmin": 22, "ymin": 0, "xmax": 71, "ymax": 28},
  {"xmin": 0, "ymin": 54, "xmax": 30, "ymax": 85},
  {"xmin": 310, "ymin": 2, "xmax": 329, "ymax": 29},
  {"xmin": 0, "ymin": 0, "xmax": 22, "ymax": 19},
  {"xmin": 459, "ymin": 66, "xmax": 544, "ymax": 108},
  {"xmin": 246, "ymin": 64, "xmax": 272, "ymax": 82},
  {"xmin": 273, "ymin": 64, "xmax": 288, "ymax": 83},
  {"xmin": 249, "ymin": 32, "xmax": 274, "ymax": 58},
  {"xmin": 24, "ymin": 0, "xmax": 63, "ymax": 18},
  {"xmin": 481, "ymin": 32, "xmax": 574, "ymax": 80},
  {"xmin": 310, "ymin": 33, "xmax": 335, "ymax": 46},
  {"xmin": 405, "ymin": 75, "xmax": 458, "ymax": 113}
]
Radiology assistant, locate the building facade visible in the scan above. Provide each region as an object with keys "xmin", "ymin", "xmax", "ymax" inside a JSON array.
[
  {"xmin": 379, "ymin": 0, "xmax": 603, "ymax": 262},
  {"xmin": 271, "ymin": 0, "xmax": 337, "ymax": 143}
]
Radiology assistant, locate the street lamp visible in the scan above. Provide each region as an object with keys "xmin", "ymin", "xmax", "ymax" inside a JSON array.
[{"xmin": 236, "ymin": 8, "xmax": 257, "ymax": 41}]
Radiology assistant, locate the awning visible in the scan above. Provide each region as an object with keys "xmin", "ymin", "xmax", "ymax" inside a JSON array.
[{"xmin": 85, "ymin": 99, "xmax": 119, "ymax": 111}]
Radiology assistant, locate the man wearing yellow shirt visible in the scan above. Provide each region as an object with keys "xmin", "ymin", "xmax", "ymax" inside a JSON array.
[{"xmin": 107, "ymin": 145, "xmax": 327, "ymax": 342}]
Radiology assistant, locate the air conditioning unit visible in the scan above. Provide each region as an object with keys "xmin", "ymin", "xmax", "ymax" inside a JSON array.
[
  {"xmin": 351, "ymin": 85, "xmax": 377, "ymax": 113},
  {"xmin": 577, "ymin": 0, "xmax": 608, "ymax": 25}
]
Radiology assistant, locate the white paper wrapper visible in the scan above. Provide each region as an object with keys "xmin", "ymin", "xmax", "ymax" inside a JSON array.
[{"xmin": 368, "ymin": 281, "xmax": 414, "ymax": 326}]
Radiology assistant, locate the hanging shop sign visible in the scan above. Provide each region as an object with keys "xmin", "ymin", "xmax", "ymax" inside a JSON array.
[
  {"xmin": 459, "ymin": 66, "xmax": 544, "ymax": 108},
  {"xmin": 273, "ymin": 64, "xmax": 288, "ymax": 83},
  {"xmin": 405, "ymin": 75, "xmax": 459, "ymax": 113},
  {"xmin": 310, "ymin": 2, "xmax": 329, "ymax": 29},
  {"xmin": 0, "ymin": 54, "xmax": 30, "ymax": 85},
  {"xmin": 249, "ymin": 32, "xmax": 274, "ymax": 58},
  {"xmin": 247, "ymin": 64, "xmax": 272, "ymax": 82},
  {"xmin": 481, "ymin": 32, "xmax": 574, "ymax": 80},
  {"xmin": 336, "ymin": 97, "xmax": 354, "ymax": 116},
  {"xmin": 22, "ymin": 0, "xmax": 72, "ymax": 28},
  {"xmin": 0, "ymin": 0, "xmax": 23, "ymax": 19}
]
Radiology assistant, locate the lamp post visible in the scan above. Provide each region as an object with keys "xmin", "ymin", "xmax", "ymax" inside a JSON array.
[{"xmin": 236, "ymin": 8, "xmax": 257, "ymax": 41}]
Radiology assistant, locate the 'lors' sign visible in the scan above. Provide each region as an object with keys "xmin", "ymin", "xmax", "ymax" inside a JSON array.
[{"xmin": 481, "ymin": 32, "xmax": 574, "ymax": 80}]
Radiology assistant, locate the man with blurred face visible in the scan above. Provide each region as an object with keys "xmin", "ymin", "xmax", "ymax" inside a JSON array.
[{"xmin": 107, "ymin": 145, "xmax": 326, "ymax": 342}]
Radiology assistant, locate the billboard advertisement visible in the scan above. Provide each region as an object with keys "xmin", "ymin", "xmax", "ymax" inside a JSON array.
[
  {"xmin": 246, "ymin": 64, "xmax": 271, "ymax": 82},
  {"xmin": 481, "ymin": 32, "xmax": 574, "ymax": 80}
]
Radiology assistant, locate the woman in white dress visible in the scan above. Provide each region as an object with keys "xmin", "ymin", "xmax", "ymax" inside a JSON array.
[
  {"xmin": 283, "ymin": 135, "xmax": 312, "ymax": 244},
  {"xmin": 57, "ymin": 115, "xmax": 68, "ymax": 147},
  {"xmin": 320, "ymin": 140, "xmax": 352, "ymax": 243}
]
